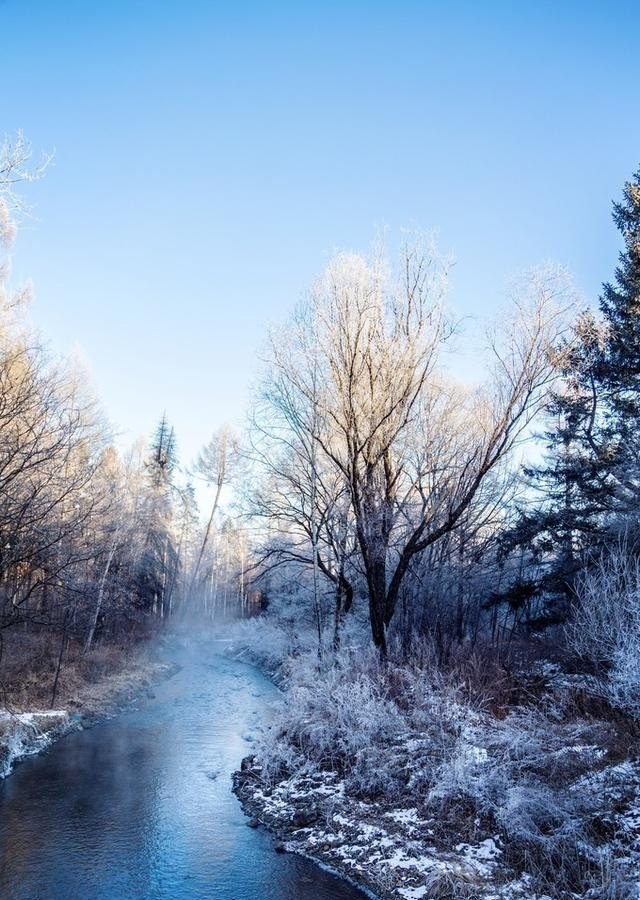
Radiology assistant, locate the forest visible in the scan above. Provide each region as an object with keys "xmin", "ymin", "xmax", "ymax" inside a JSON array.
[{"xmin": 1, "ymin": 130, "xmax": 640, "ymax": 899}]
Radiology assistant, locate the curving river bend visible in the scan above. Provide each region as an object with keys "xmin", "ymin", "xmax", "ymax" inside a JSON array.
[{"xmin": 0, "ymin": 638, "xmax": 367, "ymax": 900}]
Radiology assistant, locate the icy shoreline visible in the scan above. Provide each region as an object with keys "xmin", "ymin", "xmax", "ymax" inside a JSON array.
[
  {"xmin": 235, "ymin": 755, "xmax": 513, "ymax": 900},
  {"xmin": 0, "ymin": 710, "xmax": 72, "ymax": 779},
  {"xmin": 227, "ymin": 640, "xmax": 640, "ymax": 899}
]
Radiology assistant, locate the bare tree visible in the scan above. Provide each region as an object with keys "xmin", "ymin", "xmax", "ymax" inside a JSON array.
[
  {"xmin": 257, "ymin": 241, "xmax": 569, "ymax": 654},
  {"xmin": 185, "ymin": 426, "xmax": 239, "ymax": 606},
  {"xmin": 248, "ymin": 299, "xmax": 362, "ymax": 650}
]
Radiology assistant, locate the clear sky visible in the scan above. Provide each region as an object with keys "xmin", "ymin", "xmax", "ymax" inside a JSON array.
[{"xmin": 2, "ymin": 0, "xmax": 640, "ymax": 467}]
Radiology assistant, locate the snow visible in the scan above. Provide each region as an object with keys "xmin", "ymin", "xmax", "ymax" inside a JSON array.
[
  {"xmin": 0, "ymin": 710, "xmax": 70, "ymax": 779},
  {"xmin": 233, "ymin": 627, "xmax": 640, "ymax": 900},
  {"xmin": 385, "ymin": 808, "xmax": 420, "ymax": 827},
  {"xmin": 397, "ymin": 887, "xmax": 428, "ymax": 899}
]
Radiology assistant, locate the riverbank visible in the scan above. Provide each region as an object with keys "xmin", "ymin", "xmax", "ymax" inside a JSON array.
[
  {"xmin": 0, "ymin": 640, "xmax": 178, "ymax": 778},
  {"xmin": 234, "ymin": 756, "xmax": 506, "ymax": 900},
  {"xmin": 0, "ymin": 635, "xmax": 366, "ymax": 900},
  {"xmin": 227, "ymin": 621, "xmax": 640, "ymax": 900},
  {"xmin": 233, "ymin": 701, "xmax": 640, "ymax": 900}
]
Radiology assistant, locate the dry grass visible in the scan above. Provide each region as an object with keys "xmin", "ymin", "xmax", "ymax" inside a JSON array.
[{"xmin": 0, "ymin": 631, "xmax": 161, "ymax": 715}]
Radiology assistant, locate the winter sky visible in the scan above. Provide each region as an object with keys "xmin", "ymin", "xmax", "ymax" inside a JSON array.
[{"xmin": 3, "ymin": 1, "xmax": 640, "ymax": 467}]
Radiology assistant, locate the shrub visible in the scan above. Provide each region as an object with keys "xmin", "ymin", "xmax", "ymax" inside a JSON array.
[{"xmin": 567, "ymin": 543, "xmax": 640, "ymax": 718}]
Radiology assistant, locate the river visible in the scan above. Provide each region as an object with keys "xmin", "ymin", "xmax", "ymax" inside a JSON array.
[{"xmin": 0, "ymin": 638, "xmax": 367, "ymax": 900}]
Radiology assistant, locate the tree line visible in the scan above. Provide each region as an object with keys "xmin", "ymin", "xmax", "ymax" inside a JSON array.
[
  {"xmin": 0, "ymin": 136, "xmax": 248, "ymax": 701},
  {"xmin": 3, "ymin": 129, "xmax": 640, "ymax": 705}
]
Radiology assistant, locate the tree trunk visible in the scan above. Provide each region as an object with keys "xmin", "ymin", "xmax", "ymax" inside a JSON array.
[
  {"xmin": 186, "ymin": 479, "xmax": 223, "ymax": 607},
  {"xmin": 368, "ymin": 557, "xmax": 388, "ymax": 656},
  {"xmin": 333, "ymin": 581, "xmax": 343, "ymax": 650},
  {"xmin": 50, "ymin": 613, "xmax": 69, "ymax": 708},
  {"xmin": 84, "ymin": 541, "xmax": 117, "ymax": 655}
]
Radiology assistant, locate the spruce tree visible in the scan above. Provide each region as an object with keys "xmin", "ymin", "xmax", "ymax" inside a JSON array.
[
  {"xmin": 137, "ymin": 415, "xmax": 180, "ymax": 617},
  {"xmin": 538, "ymin": 166, "xmax": 640, "ymax": 539},
  {"xmin": 599, "ymin": 167, "xmax": 640, "ymax": 508},
  {"xmin": 503, "ymin": 167, "xmax": 640, "ymax": 619},
  {"xmin": 148, "ymin": 414, "xmax": 178, "ymax": 488}
]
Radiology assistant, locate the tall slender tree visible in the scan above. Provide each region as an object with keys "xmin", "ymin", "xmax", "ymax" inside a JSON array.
[
  {"xmin": 136, "ymin": 416, "xmax": 180, "ymax": 618},
  {"xmin": 600, "ymin": 167, "xmax": 640, "ymax": 503}
]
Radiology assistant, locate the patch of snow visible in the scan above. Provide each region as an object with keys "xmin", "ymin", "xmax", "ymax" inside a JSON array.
[
  {"xmin": 397, "ymin": 887, "xmax": 428, "ymax": 900},
  {"xmin": 0, "ymin": 710, "xmax": 69, "ymax": 779},
  {"xmin": 386, "ymin": 807, "xmax": 420, "ymax": 826}
]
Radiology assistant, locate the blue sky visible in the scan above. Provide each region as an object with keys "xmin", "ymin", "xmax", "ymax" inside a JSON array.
[{"xmin": 2, "ymin": 0, "xmax": 640, "ymax": 467}]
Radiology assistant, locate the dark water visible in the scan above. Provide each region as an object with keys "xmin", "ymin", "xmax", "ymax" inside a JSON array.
[{"xmin": 0, "ymin": 638, "xmax": 366, "ymax": 900}]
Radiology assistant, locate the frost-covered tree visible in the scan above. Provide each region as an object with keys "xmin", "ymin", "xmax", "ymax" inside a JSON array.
[
  {"xmin": 257, "ymin": 240, "xmax": 566, "ymax": 654},
  {"xmin": 0, "ymin": 135, "xmax": 194, "ymax": 703},
  {"xmin": 186, "ymin": 426, "xmax": 239, "ymax": 607},
  {"xmin": 249, "ymin": 310, "xmax": 359, "ymax": 651},
  {"xmin": 134, "ymin": 416, "xmax": 180, "ymax": 618}
]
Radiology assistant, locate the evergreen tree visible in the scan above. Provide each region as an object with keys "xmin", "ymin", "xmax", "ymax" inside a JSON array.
[
  {"xmin": 148, "ymin": 414, "xmax": 178, "ymax": 488},
  {"xmin": 599, "ymin": 168, "xmax": 640, "ymax": 508},
  {"xmin": 136, "ymin": 415, "xmax": 180, "ymax": 617},
  {"xmin": 503, "ymin": 168, "xmax": 640, "ymax": 619},
  {"xmin": 522, "ymin": 310, "xmax": 608, "ymax": 554}
]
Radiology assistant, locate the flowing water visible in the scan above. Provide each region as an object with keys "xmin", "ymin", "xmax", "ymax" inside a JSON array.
[{"xmin": 0, "ymin": 638, "xmax": 367, "ymax": 900}]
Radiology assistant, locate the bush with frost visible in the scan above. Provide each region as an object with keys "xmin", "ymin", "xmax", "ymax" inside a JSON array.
[
  {"xmin": 567, "ymin": 542, "xmax": 640, "ymax": 718},
  {"xmin": 257, "ymin": 647, "xmax": 407, "ymax": 792},
  {"xmin": 224, "ymin": 614, "xmax": 318, "ymax": 677},
  {"xmin": 225, "ymin": 580, "xmax": 371, "ymax": 678},
  {"xmin": 255, "ymin": 640, "xmax": 495, "ymax": 796},
  {"xmin": 243, "ymin": 616, "xmax": 639, "ymax": 896}
]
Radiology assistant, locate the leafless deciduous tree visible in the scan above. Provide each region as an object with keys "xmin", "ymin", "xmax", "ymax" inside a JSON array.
[
  {"xmin": 256, "ymin": 241, "xmax": 569, "ymax": 653},
  {"xmin": 186, "ymin": 426, "xmax": 239, "ymax": 602}
]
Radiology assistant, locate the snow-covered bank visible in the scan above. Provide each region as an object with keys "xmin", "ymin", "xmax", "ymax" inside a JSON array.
[
  {"xmin": 234, "ymin": 759, "xmax": 503, "ymax": 899},
  {"xmin": 235, "ymin": 750, "xmax": 640, "ymax": 899},
  {"xmin": 229, "ymin": 622, "xmax": 640, "ymax": 899},
  {"xmin": 0, "ymin": 711, "xmax": 70, "ymax": 778}
]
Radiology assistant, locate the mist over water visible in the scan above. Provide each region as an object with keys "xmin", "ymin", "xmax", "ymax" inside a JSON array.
[{"xmin": 0, "ymin": 635, "xmax": 366, "ymax": 900}]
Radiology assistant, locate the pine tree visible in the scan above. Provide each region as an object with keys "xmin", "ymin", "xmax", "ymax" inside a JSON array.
[
  {"xmin": 525, "ymin": 310, "xmax": 609, "ymax": 552},
  {"xmin": 148, "ymin": 414, "xmax": 178, "ymax": 488},
  {"xmin": 541, "ymin": 167, "xmax": 640, "ymax": 535},
  {"xmin": 136, "ymin": 415, "xmax": 180, "ymax": 618},
  {"xmin": 599, "ymin": 168, "xmax": 640, "ymax": 508},
  {"xmin": 502, "ymin": 168, "xmax": 640, "ymax": 619}
]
